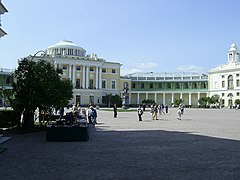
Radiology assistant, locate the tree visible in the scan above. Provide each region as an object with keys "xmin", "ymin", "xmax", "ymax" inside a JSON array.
[
  {"xmin": 11, "ymin": 58, "xmax": 73, "ymax": 127},
  {"xmin": 102, "ymin": 93, "xmax": 122, "ymax": 107},
  {"xmin": 174, "ymin": 98, "xmax": 184, "ymax": 107},
  {"xmin": 198, "ymin": 97, "xmax": 210, "ymax": 108}
]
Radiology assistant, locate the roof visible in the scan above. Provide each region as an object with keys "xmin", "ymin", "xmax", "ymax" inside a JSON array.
[{"xmin": 47, "ymin": 40, "xmax": 86, "ymax": 52}]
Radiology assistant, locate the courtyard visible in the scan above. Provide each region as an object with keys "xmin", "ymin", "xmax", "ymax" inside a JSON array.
[{"xmin": 1, "ymin": 108, "xmax": 240, "ymax": 179}]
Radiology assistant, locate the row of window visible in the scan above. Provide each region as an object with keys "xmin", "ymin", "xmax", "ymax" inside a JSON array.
[
  {"xmin": 75, "ymin": 79, "xmax": 116, "ymax": 89},
  {"xmin": 61, "ymin": 65, "xmax": 116, "ymax": 73},
  {"xmin": 132, "ymin": 82, "xmax": 207, "ymax": 89},
  {"xmin": 221, "ymin": 79, "xmax": 240, "ymax": 88},
  {"xmin": 221, "ymin": 92, "xmax": 240, "ymax": 97}
]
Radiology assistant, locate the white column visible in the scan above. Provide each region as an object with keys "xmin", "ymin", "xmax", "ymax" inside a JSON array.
[
  {"xmin": 154, "ymin": 93, "xmax": 157, "ymax": 103},
  {"xmin": 163, "ymin": 93, "xmax": 166, "ymax": 105},
  {"xmin": 82, "ymin": 65, "xmax": 85, "ymax": 89},
  {"xmin": 129, "ymin": 93, "xmax": 131, "ymax": 104},
  {"xmin": 68, "ymin": 64, "xmax": 72, "ymax": 80},
  {"xmin": 72, "ymin": 64, "xmax": 75, "ymax": 87},
  {"xmin": 197, "ymin": 92, "xmax": 200, "ymax": 105},
  {"xmin": 137, "ymin": 93, "xmax": 140, "ymax": 104},
  {"xmin": 180, "ymin": 93, "xmax": 183, "ymax": 99},
  {"xmin": 171, "ymin": 93, "xmax": 174, "ymax": 104},
  {"xmin": 86, "ymin": 66, "xmax": 89, "ymax": 89},
  {"xmin": 96, "ymin": 66, "xmax": 99, "ymax": 89},
  {"xmin": 99, "ymin": 67, "xmax": 102, "ymax": 89},
  {"xmin": 189, "ymin": 93, "xmax": 192, "ymax": 106}
]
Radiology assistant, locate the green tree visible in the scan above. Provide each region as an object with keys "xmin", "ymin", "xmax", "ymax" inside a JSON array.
[
  {"xmin": 174, "ymin": 98, "xmax": 184, "ymax": 107},
  {"xmin": 235, "ymin": 99, "xmax": 240, "ymax": 105},
  {"xmin": 198, "ymin": 97, "xmax": 210, "ymax": 108},
  {"xmin": 11, "ymin": 58, "xmax": 73, "ymax": 127},
  {"xmin": 102, "ymin": 93, "xmax": 122, "ymax": 107}
]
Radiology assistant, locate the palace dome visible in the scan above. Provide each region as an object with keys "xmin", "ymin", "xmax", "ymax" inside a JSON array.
[
  {"xmin": 229, "ymin": 43, "xmax": 238, "ymax": 51},
  {"xmin": 46, "ymin": 40, "xmax": 86, "ymax": 57}
]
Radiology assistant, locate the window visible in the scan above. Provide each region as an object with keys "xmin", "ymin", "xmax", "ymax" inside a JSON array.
[
  {"xmin": 237, "ymin": 74, "xmax": 239, "ymax": 77},
  {"xmin": 192, "ymin": 82, "xmax": 197, "ymax": 89},
  {"xmin": 111, "ymin": 80, "xmax": 116, "ymax": 89},
  {"xmin": 237, "ymin": 79, "xmax": 240, "ymax": 87},
  {"xmin": 102, "ymin": 68, "xmax": 106, "ymax": 73},
  {"xmin": 158, "ymin": 83, "xmax": 162, "ymax": 89},
  {"xmin": 237, "ymin": 92, "xmax": 240, "ymax": 96},
  {"xmin": 90, "ymin": 67, "xmax": 94, "ymax": 72},
  {"xmin": 222, "ymin": 81, "xmax": 225, "ymax": 88},
  {"xmin": 222, "ymin": 75, "xmax": 225, "ymax": 78},
  {"xmin": 102, "ymin": 80, "xmax": 106, "ymax": 89},
  {"xmin": 132, "ymin": 83, "xmax": 135, "ymax": 88},
  {"xmin": 222, "ymin": 93, "xmax": 224, "ymax": 97},
  {"xmin": 167, "ymin": 83, "xmax": 171, "ymax": 89},
  {"xmin": 183, "ymin": 83, "xmax": 188, "ymax": 89},
  {"xmin": 76, "ymin": 66, "xmax": 81, "ymax": 71},
  {"xmin": 89, "ymin": 79, "xmax": 94, "ymax": 89},
  {"xmin": 141, "ymin": 83, "xmax": 145, "ymax": 89},
  {"xmin": 76, "ymin": 79, "xmax": 80, "ymax": 89},
  {"xmin": 201, "ymin": 82, "xmax": 206, "ymax": 89},
  {"xmin": 62, "ymin": 65, "xmax": 67, "ymax": 70},
  {"xmin": 150, "ymin": 83, "xmax": 153, "ymax": 89},
  {"xmin": 112, "ymin": 69, "xmax": 116, "ymax": 73},
  {"xmin": 228, "ymin": 75, "xmax": 233, "ymax": 89},
  {"xmin": 175, "ymin": 83, "xmax": 180, "ymax": 89},
  {"xmin": 89, "ymin": 96, "xmax": 94, "ymax": 104}
]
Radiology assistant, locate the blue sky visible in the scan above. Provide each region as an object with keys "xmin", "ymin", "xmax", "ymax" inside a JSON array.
[{"xmin": 1, "ymin": 0, "xmax": 240, "ymax": 75}]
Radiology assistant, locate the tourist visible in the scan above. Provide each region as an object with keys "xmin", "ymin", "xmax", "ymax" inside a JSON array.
[
  {"xmin": 87, "ymin": 105, "xmax": 93, "ymax": 124},
  {"xmin": 165, "ymin": 105, "xmax": 169, "ymax": 113},
  {"xmin": 91, "ymin": 106, "xmax": 97, "ymax": 125},
  {"xmin": 113, "ymin": 103, "xmax": 117, "ymax": 118},
  {"xmin": 177, "ymin": 106, "xmax": 182, "ymax": 120},
  {"xmin": 137, "ymin": 105, "xmax": 143, "ymax": 121},
  {"xmin": 152, "ymin": 104, "xmax": 158, "ymax": 120}
]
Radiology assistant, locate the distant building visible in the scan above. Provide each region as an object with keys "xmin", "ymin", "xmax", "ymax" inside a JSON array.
[
  {"xmin": 0, "ymin": 0, "xmax": 8, "ymax": 38},
  {"xmin": 123, "ymin": 72, "xmax": 208, "ymax": 106},
  {"xmin": 208, "ymin": 43, "xmax": 240, "ymax": 108}
]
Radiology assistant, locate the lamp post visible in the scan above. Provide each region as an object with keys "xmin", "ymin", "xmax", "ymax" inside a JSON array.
[{"xmin": 31, "ymin": 50, "xmax": 46, "ymax": 61}]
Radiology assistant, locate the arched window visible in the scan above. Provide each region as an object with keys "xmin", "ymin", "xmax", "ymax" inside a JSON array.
[
  {"xmin": 192, "ymin": 82, "xmax": 197, "ymax": 89},
  {"xmin": 183, "ymin": 82, "xmax": 188, "ymax": 89},
  {"xmin": 228, "ymin": 75, "xmax": 234, "ymax": 89},
  {"xmin": 201, "ymin": 82, "xmax": 206, "ymax": 89}
]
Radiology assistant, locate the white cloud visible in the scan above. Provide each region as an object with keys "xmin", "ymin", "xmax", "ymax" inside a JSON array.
[
  {"xmin": 136, "ymin": 62, "xmax": 158, "ymax": 69},
  {"xmin": 121, "ymin": 68, "xmax": 142, "ymax": 76},
  {"xmin": 176, "ymin": 65, "xmax": 207, "ymax": 72}
]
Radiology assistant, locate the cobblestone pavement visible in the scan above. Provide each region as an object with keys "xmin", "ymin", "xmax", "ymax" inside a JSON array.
[{"xmin": 1, "ymin": 108, "xmax": 240, "ymax": 180}]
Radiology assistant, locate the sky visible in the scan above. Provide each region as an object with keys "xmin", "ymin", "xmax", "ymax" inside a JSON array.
[{"xmin": 1, "ymin": 0, "xmax": 240, "ymax": 75}]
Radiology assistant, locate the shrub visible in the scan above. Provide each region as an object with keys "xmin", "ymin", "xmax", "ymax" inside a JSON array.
[{"xmin": 0, "ymin": 110, "xmax": 21, "ymax": 128}]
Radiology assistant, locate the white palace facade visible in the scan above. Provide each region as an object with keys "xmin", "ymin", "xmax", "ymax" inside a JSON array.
[{"xmin": 14, "ymin": 41, "xmax": 240, "ymax": 107}]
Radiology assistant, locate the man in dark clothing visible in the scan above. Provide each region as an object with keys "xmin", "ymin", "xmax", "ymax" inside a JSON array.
[
  {"xmin": 113, "ymin": 104, "xmax": 117, "ymax": 118},
  {"xmin": 137, "ymin": 106, "xmax": 143, "ymax": 121}
]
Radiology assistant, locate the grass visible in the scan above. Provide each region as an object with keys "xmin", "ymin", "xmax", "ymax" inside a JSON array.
[{"xmin": 99, "ymin": 108, "xmax": 139, "ymax": 112}]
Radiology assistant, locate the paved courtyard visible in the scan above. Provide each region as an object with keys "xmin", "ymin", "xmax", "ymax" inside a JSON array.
[{"xmin": 1, "ymin": 108, "xmax": 240, "ymax": 179}]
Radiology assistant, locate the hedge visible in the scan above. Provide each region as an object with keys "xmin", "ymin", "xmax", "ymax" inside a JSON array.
[{"xmin": 0, "ymin": 110, "xmax": 21, "ymax": 128}]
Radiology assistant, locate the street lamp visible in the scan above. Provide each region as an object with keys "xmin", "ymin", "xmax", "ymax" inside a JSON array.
[{"xmin": 31, "ymin": 50, "xmax": 46, "ymax": 61}]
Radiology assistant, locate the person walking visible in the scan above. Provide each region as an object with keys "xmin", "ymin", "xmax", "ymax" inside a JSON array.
[
  {"xmin": 113, "ymin": 103, "xmax": 117, "ymax": 118},
  {"xmin": 91, "ymin": 106, "xmax": 97, "ymax": 125},
  {"xmin": 177, "ymin": 106, "xmax": 182, "ymax": 120},
  {"xmin": 152, "ymin": 104, "xmax": 158, "ymax": 120},
  {"xmin": 165, "ymin": 105, "xmax": 169, "ymax": 113},
  {"xmin": 137, "ymin": 106, "xmax": 143, "ymax": 121}
]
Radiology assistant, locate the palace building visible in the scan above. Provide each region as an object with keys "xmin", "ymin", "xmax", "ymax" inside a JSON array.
[
  {"xmin": 208, "ymin": 43, "xmax": 240, "ymax": 108},
  {"xmin": 31, "ymin": 40, "xmax": 122, "ymax": 105},
  {"xmin": 123, "ymin": 72, "xmax": 208, "ymax": 106},
  {"xmin": 2, "ymin": 40, "xmax": 240, "ymax": 108}
]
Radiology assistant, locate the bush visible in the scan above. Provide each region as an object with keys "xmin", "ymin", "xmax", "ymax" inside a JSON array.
[{"xmin": 0, "ymin": 110, "xmax": 21, "ymax": 128}]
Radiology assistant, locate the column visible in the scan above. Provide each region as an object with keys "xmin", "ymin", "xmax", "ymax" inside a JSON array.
[
  {"xmin": 163, "ymin": 93, "xmax": 166, "ymax": 105},
  {"xmin": 72, "ymin": 64, "xmax": 75, "ymax": 87},
  {"xmin": 68, "ymin": 64, "xmax": 72, "ymax": 80},
  {"xmin": 171, "ymin": 93, "xmax": 174, "ymax": 104},
  {"xmin": 189, "ymin": 93, "xmax": 192, "ymax": 106},
  {"xmin": 154, "ymin": 93, "xmax": 157, "ymax": 103},
  {"xmin": 197, "ymin": 92, "xmax": 200, "ymax": 105},
  {"xmin": 146, "ymin": 93, "xmax": 148, "ymax": 100},
  {"xmin": 180, "ymin": 93, "xmax": 183, "ymax": 99},
  {"xmin": 82, "ymin": 65, "xmax": 85, "ymax": 89},
  {"xmin": 86, "ymin": 66, "xmax": 89, "ymax": 89},
  {"xmin": 137, "ymin": 93, "xmax": 140, "ymax": 104},
  {"xmin": 96, "ymin": 66, "xmax": 99, "ymax": 89},
  {"xmin": 129, "ymin": 93, "xmax": 131, "ymax": 104},
  {"xmin": 99, "ymin": 67, "xmax": 102, "ymax": 89}
]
